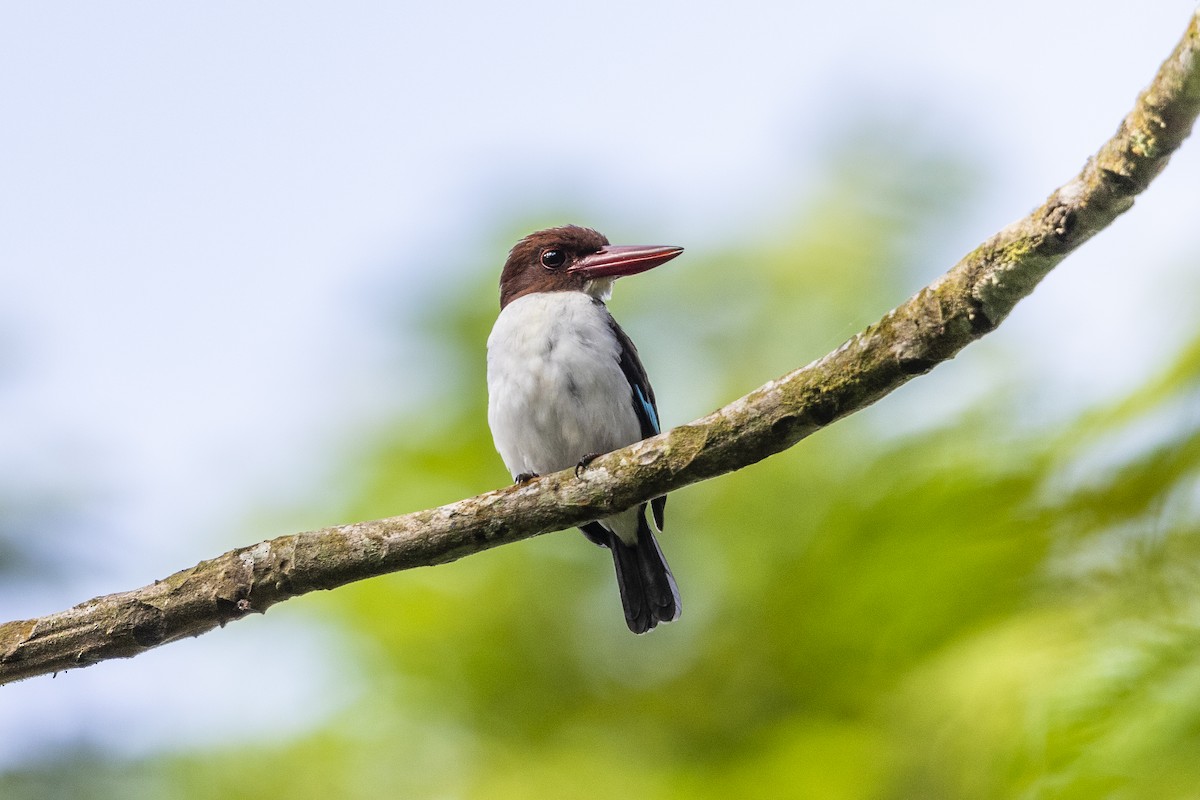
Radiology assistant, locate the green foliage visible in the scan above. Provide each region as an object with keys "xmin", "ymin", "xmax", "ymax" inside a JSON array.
[{"xmin": 7, "ymin": 138, "xmax": 1200, "ymax": 799}]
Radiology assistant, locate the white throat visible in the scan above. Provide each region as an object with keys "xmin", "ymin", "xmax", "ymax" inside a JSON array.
[{"xmin": 583, "ymin": 278, "xmax": 614, "ymax": 302}]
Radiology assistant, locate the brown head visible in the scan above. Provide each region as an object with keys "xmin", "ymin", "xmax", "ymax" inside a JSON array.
[{"xmin": 498, "ymin": 225, "xmax": 683, "ymax": 309}]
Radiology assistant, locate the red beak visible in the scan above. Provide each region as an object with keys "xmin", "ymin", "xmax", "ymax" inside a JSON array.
[{"xmin": 567, "ymin": 244, "xmax": 684, "ymax": 279}]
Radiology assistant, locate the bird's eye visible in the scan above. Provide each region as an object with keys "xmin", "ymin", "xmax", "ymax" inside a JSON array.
[{"xmin": 540, "ymin": 249, "xmax": 566, "ymax": 269}]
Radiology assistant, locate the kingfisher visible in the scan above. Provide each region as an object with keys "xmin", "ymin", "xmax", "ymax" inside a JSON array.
[{"xmin": 486, "ymin": 225, "xmax": 683, "ymax": 633}]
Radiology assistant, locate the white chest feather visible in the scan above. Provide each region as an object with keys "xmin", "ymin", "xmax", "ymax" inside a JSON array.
[{"xmin": 486, "ymin": 291, "xmax": 642, "ymax": 478}]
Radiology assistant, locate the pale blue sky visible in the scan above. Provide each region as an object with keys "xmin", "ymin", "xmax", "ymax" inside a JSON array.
[{"xmin": 1, "ymin": 0, "xmax": 1197, "ymax": 766}]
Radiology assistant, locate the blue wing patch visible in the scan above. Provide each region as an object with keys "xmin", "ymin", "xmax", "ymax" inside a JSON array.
[{"xmin": 633, "ymin": 384, "xmax": 660, "ymax": 435}]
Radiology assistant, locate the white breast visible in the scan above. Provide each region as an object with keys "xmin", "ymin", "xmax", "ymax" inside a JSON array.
[{"xmin": 486, "ymin": 291, "xmax": 642, "ymax": 478}]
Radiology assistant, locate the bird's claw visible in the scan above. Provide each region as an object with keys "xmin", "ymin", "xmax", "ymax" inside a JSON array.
[
  {"xmin": 574, "ymin": 453, "xmax": 601, "ymax": 477},
  {"xmin": 514, "ymin": 472, "xmax": 539, "ymax": 484}
]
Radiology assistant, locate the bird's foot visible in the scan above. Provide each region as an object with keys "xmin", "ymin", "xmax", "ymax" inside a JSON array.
[
  {"xmin": 514, "ymin": 472, "xmax": 540, "ymax": 484},
  {"xmin": 574, "ymin": 453, "xmax": 601, "ymax": 477}
]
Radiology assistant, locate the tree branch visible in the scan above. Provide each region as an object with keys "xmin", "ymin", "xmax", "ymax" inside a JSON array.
[{"xmin": 4, "ymin": 10, "xmax": 1199, "ymax": 686}]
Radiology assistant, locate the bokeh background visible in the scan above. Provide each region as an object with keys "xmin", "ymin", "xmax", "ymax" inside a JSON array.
[{"xmin": 3, "ymin": 2, "xmax": 1200, "ymax": 797}]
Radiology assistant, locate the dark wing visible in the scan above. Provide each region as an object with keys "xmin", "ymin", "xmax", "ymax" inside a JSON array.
[
  {"xmin": 608, "ymin": 314, "xmax": 667, "ymax": 530},
  {"xmin": 608, "ymin": 317, "xmax": 659, "ymax": 439}
]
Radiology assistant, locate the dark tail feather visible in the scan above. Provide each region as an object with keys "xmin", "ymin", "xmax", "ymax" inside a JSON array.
[{"xmin": 606, "ymin": 511, "xmax": 681, "ymax": 634}]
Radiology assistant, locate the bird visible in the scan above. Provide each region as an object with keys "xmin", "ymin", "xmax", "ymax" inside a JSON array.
[{"xmin": 486, "ymin": 225, "xmax": 684, "ymax": 633}]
